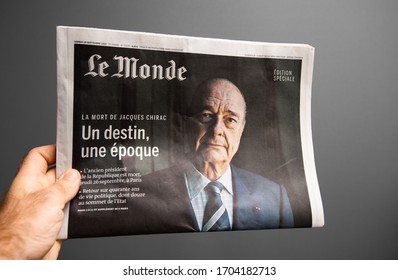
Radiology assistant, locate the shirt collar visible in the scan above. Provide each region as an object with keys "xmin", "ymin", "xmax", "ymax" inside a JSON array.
[{"xmin": 184, "ymin": 163, "xmax": 233, "ymax": 200}]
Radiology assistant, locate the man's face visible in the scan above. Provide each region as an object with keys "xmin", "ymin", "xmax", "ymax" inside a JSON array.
[{"xmin": 189, "ymin": 81, "xmax": 246, "ymax": 167}]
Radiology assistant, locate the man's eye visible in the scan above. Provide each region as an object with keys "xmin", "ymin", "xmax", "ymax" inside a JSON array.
[
  {"xmin": 198, "ymin": 113, "xmax": 213, "ymax": 122},
  {"xmin": 226, "ymin": 117, "xmax": 237, "ymax": 123}
]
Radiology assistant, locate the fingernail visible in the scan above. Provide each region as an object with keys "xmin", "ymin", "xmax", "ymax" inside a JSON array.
[{"xmin": 62, "ymin": 169, "xmax": 81, "ymax": 184}]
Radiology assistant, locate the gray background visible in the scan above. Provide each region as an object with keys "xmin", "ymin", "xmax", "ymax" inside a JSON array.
[{"xmin": 0, "ymin": 0, "xmax": 397, "ymax": 259}]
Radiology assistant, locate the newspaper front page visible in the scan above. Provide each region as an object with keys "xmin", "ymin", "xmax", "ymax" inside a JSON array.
[{"xmin": 57, "ymin": 26, "xmax": 324, "ymax": 239}]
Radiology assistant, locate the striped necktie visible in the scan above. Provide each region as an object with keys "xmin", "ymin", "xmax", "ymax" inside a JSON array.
[{"xmin": 202, "ymin": 181, "xmax": 231, "ymax": 231}]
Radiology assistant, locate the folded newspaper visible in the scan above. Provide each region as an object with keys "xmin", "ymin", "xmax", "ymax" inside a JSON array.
[{"xmin": 56, "ymin": 26, "xmax": 324, "ymax": 239}]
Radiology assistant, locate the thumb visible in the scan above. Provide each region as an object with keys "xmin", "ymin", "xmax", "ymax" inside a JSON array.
[{"xmin": 57, "ymin": 169, "xmax": 81, "ymax": 202}]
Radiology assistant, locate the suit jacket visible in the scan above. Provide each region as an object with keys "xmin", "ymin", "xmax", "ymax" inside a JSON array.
[
  {"xmin": 126, "ymin": 163, "xmax": 294, "ymax": 234},
  {"xmin": 68, "ymin": 162, "xmax": 294, "ymax": 238}
]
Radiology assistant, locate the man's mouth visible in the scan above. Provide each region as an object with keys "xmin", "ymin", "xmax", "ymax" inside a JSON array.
[{"xmin": 204, "ymin": 142, "xmax": 225, "ymax": 148}]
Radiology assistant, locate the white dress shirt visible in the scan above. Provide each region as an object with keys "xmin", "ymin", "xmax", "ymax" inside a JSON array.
[{"xmin": 184, "ymin": 163, "xmax": 233, "ymax": 230}]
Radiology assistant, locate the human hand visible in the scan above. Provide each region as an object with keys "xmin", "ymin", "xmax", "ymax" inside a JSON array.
[{"xmin": 0, "ymin": 145, "xmax": 80, "ymax": 260}]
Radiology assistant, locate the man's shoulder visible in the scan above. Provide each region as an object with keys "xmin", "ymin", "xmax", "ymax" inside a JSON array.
[
  {"xmin": 231, "ymin": 165, "xmax": 281, "ymax": 192},
  {"xmin": 142, "ymin": 163, "xmax": 185, "ymax": 185}
]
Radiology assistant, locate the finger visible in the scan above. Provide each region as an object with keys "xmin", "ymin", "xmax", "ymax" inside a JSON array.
[
  {"xmin": 19, "ymin": 145, "xmax": 56, "ymax": 176},
  {"xmin": 45, "ymin": 167, "xmax": 57, "ymax": 184},
  {"xmin": 52, "ymin": 169, "xmax": 81, "ymax": 204},
  {"xmin": 43, "ymin": 240, "xmax": 63, "ymax": 260}
]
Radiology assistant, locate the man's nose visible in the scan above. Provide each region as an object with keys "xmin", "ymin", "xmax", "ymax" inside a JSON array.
[{"xmin": 211, "ymin": 116, "xmax": 225, "ymax": 136}]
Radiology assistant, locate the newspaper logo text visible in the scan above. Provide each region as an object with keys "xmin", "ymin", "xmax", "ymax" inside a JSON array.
[{"xmin": 84, "ymin": 54, "xmax": 187, "ymax": 81}]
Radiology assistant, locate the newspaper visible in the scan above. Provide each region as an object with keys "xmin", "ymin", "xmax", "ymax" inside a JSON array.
[{"xmin": 56, "ymin": 26, "xmax": 324, "ymax": 239}]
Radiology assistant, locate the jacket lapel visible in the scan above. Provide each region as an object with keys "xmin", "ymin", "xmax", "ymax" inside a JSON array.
[
  {"xmin": 231, "ymin": 166, "xmax": 268, "ymax": 230},
  {"xmin": 161, "ymin": 165, "xmax": 200, "ymax": 231}
]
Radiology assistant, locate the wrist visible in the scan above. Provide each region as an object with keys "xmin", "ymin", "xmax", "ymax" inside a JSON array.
[
  {"xmin": 0, "ymin": 209, "xmax": 26, "ymax": 259},
  {"xmin": 0, "ymin": 230, "xmax": 26, "ymax": 259}
]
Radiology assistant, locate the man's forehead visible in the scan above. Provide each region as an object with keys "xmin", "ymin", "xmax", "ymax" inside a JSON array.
[
  {"xmin": 203, "ymin": 95, "xmax": 240, "ymax": 108},
  {"xmin": 189, "ymin": 79, "xmax": 247, "ymax": 116},
  {"xmin": 200, "ymin": 88, "xmax": 245, "ymax": 112}
]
